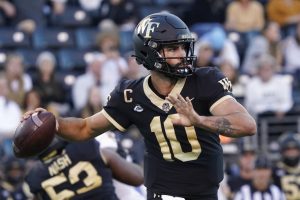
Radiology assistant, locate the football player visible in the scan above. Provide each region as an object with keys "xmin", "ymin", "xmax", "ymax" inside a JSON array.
[
  {"xmin": 23, "ymin": 12, "xmax": 257, "ymax": 200},
  {"xmin": 96, "ymin": 131, "xmax": 147, "ymax": 200},
  {"xmin": 273, "ymin": 132, "xmax": 300, "ymax": 200},
  {"xmin": 0, "ymin": 157, "xmax": 29, "ymax": 200},
  {"xmin": 23, "ymin": 137, "xmax": 143, "ymax": 200}
]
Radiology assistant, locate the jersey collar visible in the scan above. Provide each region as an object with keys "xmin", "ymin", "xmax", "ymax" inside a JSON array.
[{"xmin": 143, "ymin": 75, "xmax": 186, "ymax": 112}]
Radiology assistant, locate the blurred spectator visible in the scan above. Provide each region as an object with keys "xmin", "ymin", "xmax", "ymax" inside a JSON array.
[
  {"xmin": 98, "ymin": 0, "xmax": 138, "ymax": 29},
  {"xmin": 9, "ymin": 0, "xmax": 47, "ymax": 34},
  {"xmin": 195, "ymin": 40, "xmax": 216, "ymax": 67},
  {"xmin": 0, "ymin": 0, "xmax": 16, "ymax": 25},
  {"xmin": 267, "ymin": 0, "xmax": 300, "ymax": 38},
  {"xmin": 80, "ymin": 85, "xmax": 103, "ymax": 118},
  {"xmin": 282, "ymin": 22, "xmax": 300, "ymax": 74},
  {"xmin": 32, "ymin": 51, "xmax": 66, "ymax": 112},
  {"xmin": 233, "ymin": 155, "xmax": 285, "ymax": 200},
  {"xmin": 244, "ymin": 54, "xmax": 293, "ymax": 118},
  {"xmin": 77, "ymin": 0, "xmax": 102, "ymax": 25},
  {"xmin": 49, "ymin": 0, "xmax": 94, "ymax": 27},
  {"xmin": 227, "ymin": 146, "xmax": 257, "ymax": 199},
  {"xmin": 226, "ymin": 0, "xmax": 265, "ymax": 33},
  {"xmin": 98, "ymin": 18, "xmax": 119, "ymax": 32},
  {"xmin": 22, "ymin": 89, "xmax": 41, "ymax": 112},
  {"xmin": 218, "ymin": 38, "xmax": 240, "ymax": 69},
  {"xmin": 72, "ymin": 53, "xmax": 106, "ymax": 110},
  {"xmin": 22, "ymin": 88, "xmax": 60, "ymax": 118},
  {"xmin": 50, "ymin": 0, "xmax": 67, "ymax": 15},
  {"xmin": 96, "ymin": 30, "xmax": 128, "ymax": 99},
  {"xmin": 225, "ymin": 0, "xmax": 265, "ymax": 60},
  {"xmin": 4, "ymin": 53, "xmax": 32, "ymax": 107},
  {"xmin": 78, "ymin": 0, "xmax": 102, "ymax": 12},
  {"xmin": 273, "ymin": 132, "xmax": 300, "ymax": 200},
  {"xmin": 22, "ymin": 89, "xmax": 61, "ymax": 117},
  {"xmin": 219, "ymin": 59, "xmax": 249, "ymax": 101},
  {"xmin": 196, "ymin": 30, "xmax": 240, "ymax": 69},
  {"xmin": 0, "ymin": 157, "xmax": 29, "ymax": 200},
  {"xmin": 123, "ymin": 51, "xmax": 148, "ymax": 80},
  {"xmin": 0, "ymin": 73, "xmax": 21, "ymax": 140},
  {"xmin": 183, "ymin": 0, "xmax": 227, "ymax": 26},
  {"xmin": 242, "ymin": 21, "xmax": 283, "ymax": 75}
]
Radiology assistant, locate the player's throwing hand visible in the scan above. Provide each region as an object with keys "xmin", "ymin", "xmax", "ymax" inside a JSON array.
[
  {"xmin": 166, "ymin": 94, "xmax": 199, "ymax": 127},
  {"xmin": 22, "ymin": 108, "xmax": 48, "ymax": 121}
]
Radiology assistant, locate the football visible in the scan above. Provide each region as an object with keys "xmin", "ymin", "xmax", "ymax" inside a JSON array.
[{"xmin": 13, "ymin": 111, "xmax": 56, "ymax": 158}]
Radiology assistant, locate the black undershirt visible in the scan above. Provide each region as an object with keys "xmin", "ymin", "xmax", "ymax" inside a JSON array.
[{"xmin": 148, "ymin": 77, "xmax": 167, "ymax": 99}]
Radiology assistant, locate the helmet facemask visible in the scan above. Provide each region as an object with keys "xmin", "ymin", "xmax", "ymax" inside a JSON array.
[{"xmin": 151, "ymin": 40, "xmax": 196, "ymax": 78}]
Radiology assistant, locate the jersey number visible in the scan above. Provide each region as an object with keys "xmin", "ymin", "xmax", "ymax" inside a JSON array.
[
  {"xmin": 41, "ymin": 161, "xmax": 102, "ymax": 200},
  {"xmin": 281, "ymin": 175, "xmax": 300, "ymax": 200},
  {"xmin": 150, "ymin": 114, "xmax": 201, "ymax": 162}
]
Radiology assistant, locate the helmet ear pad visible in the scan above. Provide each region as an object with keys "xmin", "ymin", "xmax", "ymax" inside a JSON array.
[{"xmin": 133, "ymin": 35, "xmax": 159, "ymax": 70}]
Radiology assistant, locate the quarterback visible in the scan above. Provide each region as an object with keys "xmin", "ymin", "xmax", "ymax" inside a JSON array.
[{"xmin": 24, "ymin": 12, "xmax": 257, "ymax": 200}]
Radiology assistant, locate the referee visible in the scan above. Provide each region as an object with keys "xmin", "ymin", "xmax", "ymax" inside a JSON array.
[{"xmin": 234, "ymin": 155, "xmax": 286, "ymax": 200}]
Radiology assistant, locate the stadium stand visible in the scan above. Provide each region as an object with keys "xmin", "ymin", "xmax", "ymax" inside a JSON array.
[
  {"xmin": 0, "ymin": 29, "xmax": 30, "ymax": 49},
  {"xmin": 119, "ymin": 29, "xmax": 134, "ymax": 55},
  {"xmin": 75, "ymin": 27, "xmax": 99, "ymax": 50},
  {"xmin": 57, "ymin": 48, "xmax": 90, "ymax": 73},
  {"xmin": 49, "ymin": 6, "xmax": 92, "ymax": 28},
  {"xmin": 15, "ymin": 49, "xmax": 45, "ymax": 72},
  {"xmin": 32, "ymin": 28, "xmax": 75, "ymax": 50}
]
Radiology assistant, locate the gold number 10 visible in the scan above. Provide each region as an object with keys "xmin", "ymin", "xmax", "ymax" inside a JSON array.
[{"xmin": 150, "ymin": 114, "xmax": 201, "ymax": 162}]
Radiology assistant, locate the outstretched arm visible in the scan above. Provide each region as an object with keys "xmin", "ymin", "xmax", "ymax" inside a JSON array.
[
  {"xmin": 166, "ymin": 94, "xmax": 257, "ymax": 138},
  {"xmin": 23, "ymin": 109, "xmax": 115, "ymax": 141},
  {"xmin": 57, "ymin": 111, "xmax": 115, "ymax": 141}
]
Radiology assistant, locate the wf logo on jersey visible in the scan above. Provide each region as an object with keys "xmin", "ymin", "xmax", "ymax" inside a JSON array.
[
  {"xmin": 136, "ymin": 17, "xmax": 160, "ymax": 38},
  {"xmin": 218, "ymin": 78, "xmax": 232, "ymax": 92}
]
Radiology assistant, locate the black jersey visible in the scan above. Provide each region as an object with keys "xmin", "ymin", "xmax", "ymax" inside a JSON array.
[
  {"xmin": 0, "ymin": 190, "xmax": 11, "ymax": 200},
  {"xmin": 103, "ymin": 67, "xmax": 234, "ymax": 197},
  {"xmin": 273, "ymin": 162, "xmax": 300, "ymax": 200},
  {"xmin": 25, "ymin": 140, "xmax": 118, "ymax": 200},
  {"xmin": 0, "ymin": 180, "xmax": 30, "ymax": 200}
]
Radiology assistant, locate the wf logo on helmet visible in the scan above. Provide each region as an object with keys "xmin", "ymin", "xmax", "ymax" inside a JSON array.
[{"xmin": 136, "ymin": 18, "xmax": 160, "ymax": 38}]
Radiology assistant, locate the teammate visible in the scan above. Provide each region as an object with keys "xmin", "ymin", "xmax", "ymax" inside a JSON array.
[
  {"xmin": 0, "ymin": 157, "xmax": 29, "ymax": 200},
  {"xmin": 96, "ymin": 131, "xmax": 147, "ymax": 200},
  {"xmin": 23, "ymin": 12, "xmax": 257, "ymax": 199},
  {"xmin": 24, "ymin": 137, "xmax": 143, "ymax": 200},
  {"xmin": 273, "ymin": 132, "xmax": 300, "ymax": 200}
]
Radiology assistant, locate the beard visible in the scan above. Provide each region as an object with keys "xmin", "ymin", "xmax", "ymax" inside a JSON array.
[
  {"xmin": 159, "ymin": 61, "xmax": 193, "ymax": 80},
  {"xmin": 283, "ymin": 156, "xmax": 300, "ymax": 167}
]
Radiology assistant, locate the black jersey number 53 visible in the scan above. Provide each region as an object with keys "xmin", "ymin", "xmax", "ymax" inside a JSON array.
[{"xmin": 41, "ymin": 161, "xmax": 102, "ymax": 200}]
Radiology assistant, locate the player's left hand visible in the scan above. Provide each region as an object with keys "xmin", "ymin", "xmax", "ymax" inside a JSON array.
[{"xmin": 166, "ymin": 94, "xmax": 199, "ymax": 127}]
